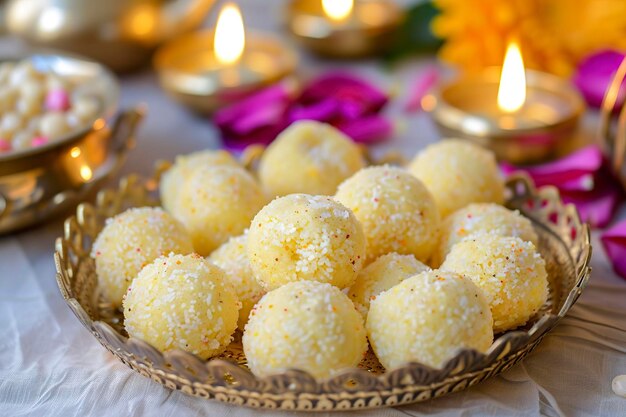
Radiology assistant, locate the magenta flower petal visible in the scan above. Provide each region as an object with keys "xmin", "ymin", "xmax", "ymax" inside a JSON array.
[
  {"xmin": 336, "ymin": 115, "xmax": 393, "ymax": 144},
  {"xmin": 298, "ymin": 72, "xmax": 388, "ymax": 113},
  {"xmin": 573, "ymin": 50, "xmax": 626, "ymax": 109},
  {"xmin": 214, "ymin": 84, "xmax": 291, "ymax": 134},
  {"xmin": 562, "ymin": 186, "xmax": 620, "ymax": 228},
  {"xmin": 214, "ymin": 71, "xmax": 391, "ymax": 149},
  {"xmin": 337, "ymin": 99, "xmax": 370, "ymax": 120},
  {"xmin": 221, "ymin": 120, "xmax": 290, "ymax": 152},
  {"xmin": 233, "ymin": 100, "xmax": 289, "ymax": 135},
  {"xmin": 556, "ymin": 174, "xmax": 595, "ymax": 192},
  {"xmin": 404, "ymin": 65, "xmax": 439, "ymax": 113},
  {"xmin": 601, "ymin": 220, "xmax": 626, "ymax": 280},
  {"xmin": 501, "ymin": 145, "xmax": 624, "ymax": 228},
  {"xmin": 500, "ymin": 145, "xmax": 603, "ymax": 187},
  {"xmin": 289, "ymin": 99, "xmax": 339, "ymax": 123}
]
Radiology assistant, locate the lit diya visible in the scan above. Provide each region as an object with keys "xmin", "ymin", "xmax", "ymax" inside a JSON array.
[
  {"xmin": 154, "ymin": 2, "xmax": 298, "ymax": 114},
  {"xmin": 287, "ymin": 0, "xmax": 403, "ymax": 58},
  {"xmin": 425, "ymin": 42, "xmax": 585, "ymax": 164}
]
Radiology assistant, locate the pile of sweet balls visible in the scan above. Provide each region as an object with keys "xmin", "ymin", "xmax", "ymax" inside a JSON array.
[
  {"xmin": 92, "ymin": 120, "xmax": 547, "ymax": 379},
  {"xmin": 0, "ymin": 59, "xmax": 100, "ymax": 153}
]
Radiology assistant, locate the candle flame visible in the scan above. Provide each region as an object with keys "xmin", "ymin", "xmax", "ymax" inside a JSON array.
[
  {"xmin": 214, "ymin": 2, "xmax": 245, "ymax": 65},
  {"xmin": 497, "ymin": 42, "xmax": 526, "ymax": 113},
  {"xmin": 322, "ymin": 0, "xmax": 353, "ymax": 21},
  {"xmin": 80, "ymin": 165, "xmax": 92, "ymax": 181}
]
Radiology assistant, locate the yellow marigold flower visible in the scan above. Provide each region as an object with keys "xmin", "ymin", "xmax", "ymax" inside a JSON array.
[{"xmin": 432, "ymin": 0, "xmax": 626, "ymax": 76}]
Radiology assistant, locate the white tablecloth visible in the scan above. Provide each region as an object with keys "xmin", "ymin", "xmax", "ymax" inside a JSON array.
[{"xmin": 1, "ymin": 1, "xmax": 626, "ymax": 415}]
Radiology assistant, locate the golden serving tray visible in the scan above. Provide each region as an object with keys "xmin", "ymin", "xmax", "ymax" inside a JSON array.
[{"xmin": 55, "ymin": 150, "xmax": 591, "ymax": 411}]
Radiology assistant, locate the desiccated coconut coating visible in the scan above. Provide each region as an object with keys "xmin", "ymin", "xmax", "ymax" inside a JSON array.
[
  {"xmin": 440, "ymin": 235, "xmax": 548, "ymax": 333},
  {"xmin": 335, "ymin": 166, "xmax": 440, "ymax": 262},
  {"xmin": 431, "ymin": 203, "xmax": 539, "ymax": 267},
  {"xmin": 349, "ymin": 252, "xmax": 430, "ymax": 318},
  {"xmin": 208, "ymin": 233, "xmax": 265, "ymax": 331},
  {"xmin": 123, "ymin": 253, "xmax": 240, "ymax": 360},
  {"xmin": 171, "ymin": 165, "xmax": 267, "ymax": 256},
  {"xmin": 243, "ymin": 280, "xmax": 368, "ymax": 379},
  {"xmin": 408, "ymin": 140, "xmax": 505, "ymax": 218},
  {"xmin": 366, "ymin": 270, "xmax": 493, "ymax": 370},
  {"xmin": 91, "ymin": 207, "xmax": 193, "ymax": 308},
  {"xmin": 258, "ymin": 120, "xmax": 365, "ymax": 197},
  {"xmin": 160, "ymin": 150, "xmax": 240, "ymax": 213},
  {"xmin": 247, "ymin": 194, "xmax": 366, "ymax": 290}
]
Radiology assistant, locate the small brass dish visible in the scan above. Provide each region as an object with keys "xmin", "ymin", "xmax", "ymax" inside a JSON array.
[
  {"xmin": 5, "ymin": 0, "xmax": 216, "ymax": 73},
  {"xmin": 599, "ymin": 55, "xmax": 626, "ymax": 188},
  {"xmin": 286, "ymin": 0, "xmax": 403, "ymax": 58},
  {"xmin": 0, "ymin": 54, "xmax": 143, "ymax": 234},
  {"xmin": 55, "ymin": 147, "xmax": 591, "ymax": 411},
  {"xmin": 426, "ymin": 68, "xmax": 585, "ymax": 164},
  {"xmin": 153, "ymin": 29, "xmax": 298, "ymax": 115}
]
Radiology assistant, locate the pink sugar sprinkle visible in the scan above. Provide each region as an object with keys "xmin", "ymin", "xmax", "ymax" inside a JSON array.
[
  {"xmin": 32, "ymin": 136, "xmax": 48, "ymax": 147},
  {"xmin": 45, "ymin": 89, "xmax": 71, "ymax": 111},
  {"xmin": 0, "ymin": 139, "xmax": 11, "ymax": 152}
]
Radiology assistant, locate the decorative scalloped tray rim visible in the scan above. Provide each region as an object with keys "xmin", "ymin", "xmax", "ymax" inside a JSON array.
[{"xmin": 54, "ymin": 170, "xmax": 592, "ymax": 410}]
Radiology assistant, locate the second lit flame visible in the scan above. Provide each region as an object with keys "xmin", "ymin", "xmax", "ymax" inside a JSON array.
[
  {"xmin": 497, "ymin": 42, "xmax": 526, "ymax": 113},
  {"xmin": 214, "ymin": 2, "xmax": 245, "ymax": 65},
  {"xmin": 322, "ymin": 0, "xmax": 353, "ymax": 21}
]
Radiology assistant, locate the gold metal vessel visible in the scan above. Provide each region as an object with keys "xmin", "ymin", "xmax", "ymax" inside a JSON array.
[
  {"xmin": 426, "ymin": 68, "xmax": 585, "ymax": 164},
  {"xmin": 55, "ymin": 147, "xmax": 591, "ymax": 410},
  {"xmin": 286, "ymin": 0, "xmax": 403, "ymax": 58},
  {"xmin": 0, "ymin": 54, "xmax": 143, "ymax": 234},
  {"xmin": 600, "ymin": 55, "xmax": 626, "ymax": 188},
  {"xmin": 154, "ymin": 29, "xmax": 298, "ymax": 114},
  {"xmin": 5, "ymin": 0, "xmax": 215, "ymax": 72}
]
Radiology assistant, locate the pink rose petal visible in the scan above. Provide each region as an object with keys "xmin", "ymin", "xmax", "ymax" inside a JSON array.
[
  {"xmin": 298, "ymin": 72, "xmax": 388, "ymax": 113},
  {"xmin": 557, "ymin": 174, "xmax": 595, "ymax": 192},
  {"xmin": 573, "ymin": 50, "xmax": 626, "ymax": 109},
  {"xmin": 221, "ymin": 122, "xmax": 288, "ymax": 152},
  {"xmin": 404, "ymin": 65, "xmax": 439, "ymax": 113},
  {"xmin": 501, "ymin": 146, "xmax": 603, "ymax": 187},
  {"xmin": 45, "ymin": 89, "xmax": 71, "ymax": 112},
  {"xmin": 501, "ymin": 145, "xmax": 624, "ymax": 228},
  {"xmin": 601, "ymin": 220, "xmax": 626, "ymax": 280},
  {"xmin": 562, "ymin": 188, "xmax": 620, "ymax": 228},
  {"xmin": 214, "ymin": 84, "xmax": 291, "ymax": 135},
  {"xmin": 336, "ymin": 115, "xmax": 393, "ymax": 144},
  {"xmin": 0, "ymin": 139, "xmax": 11, "ymax": 152},
  {"xmin": 213, "ymin": 71, "xmax": 391, "ymax": 148},
  {"xmin": 289, "ymin": 99, "xmax": 339, "ymax": 122},
  {"xmin": 31, "ymin": 136, "xmax": 48, "ymax": 147}
]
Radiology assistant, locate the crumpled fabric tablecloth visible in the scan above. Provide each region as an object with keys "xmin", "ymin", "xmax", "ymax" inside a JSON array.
[
  {"xmin": 2, "ymin": 220, "xmax": 626, "ymax": 417},
  {"xmin": 1, "ymin": 0, "xmax": 626, "ymax": 413}
]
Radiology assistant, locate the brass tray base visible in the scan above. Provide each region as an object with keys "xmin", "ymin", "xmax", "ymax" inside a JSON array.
[{"xmin": 55, "ymin": 161, "xmax": 591, "ymax": 411}]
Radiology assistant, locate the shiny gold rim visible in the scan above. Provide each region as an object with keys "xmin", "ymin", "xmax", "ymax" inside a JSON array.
[{"xmin": 54, "ymin": 151, "xmax": 591, "ymax": 410}]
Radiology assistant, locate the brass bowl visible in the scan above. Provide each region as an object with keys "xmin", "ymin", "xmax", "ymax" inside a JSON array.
[
  {"xmin": 600, "ymin": 55, "xmax": 626, "ymax": 188},
  {"xmin": 5, "ymin": 0, "xmax": 215, "ymax": 72},
  {"xmin": 55, "ymin": 148, "xmax": 591, "ymax": 411},
  {"xmin": 153, "ymin": 30, "xmax": 299, "ymax": 115},
  {"xmin": 426, "ymin": 68, "xmax": 585, "ymax": 164},
  {"xmin": 0, "ymin": 54, "xmax": 143, "ymax": 234},
  {"xmin": 286, "ymin": 0, "xmax": 403, "ymax": 58}
]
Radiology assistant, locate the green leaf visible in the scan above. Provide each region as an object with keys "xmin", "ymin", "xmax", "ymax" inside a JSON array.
[{"xmin": 384, "ymin": 1, "xmax": 443, "ymax": 63}]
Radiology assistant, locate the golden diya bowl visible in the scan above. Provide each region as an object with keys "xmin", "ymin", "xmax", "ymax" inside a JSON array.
[
  {"xmin": 425, "ymin": 67, "xmax": 585, "ymax": 164},
  {"xmin": 4, "ymin": 0, "xmax": 215, "ymax": 72},
  {"xmin": 154, "ymin": 29, "xmax": 298, "ymax": 115},
  {"xmin": 0, "ymin": 54, "xmax": 143, "ymax": 234},
  {"xmin": 286, "ymin": 0, "xmax": 404, "ymax": 58}
]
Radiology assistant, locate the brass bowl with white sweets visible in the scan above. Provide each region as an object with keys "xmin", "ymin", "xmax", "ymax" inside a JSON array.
[
  {"xmin": 55, "ymin": 122, "xmax": 591, "ymax": 411},
  {"xmin": 0, "ymin": 54, "xmax": 143, "ymax": 234}
]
